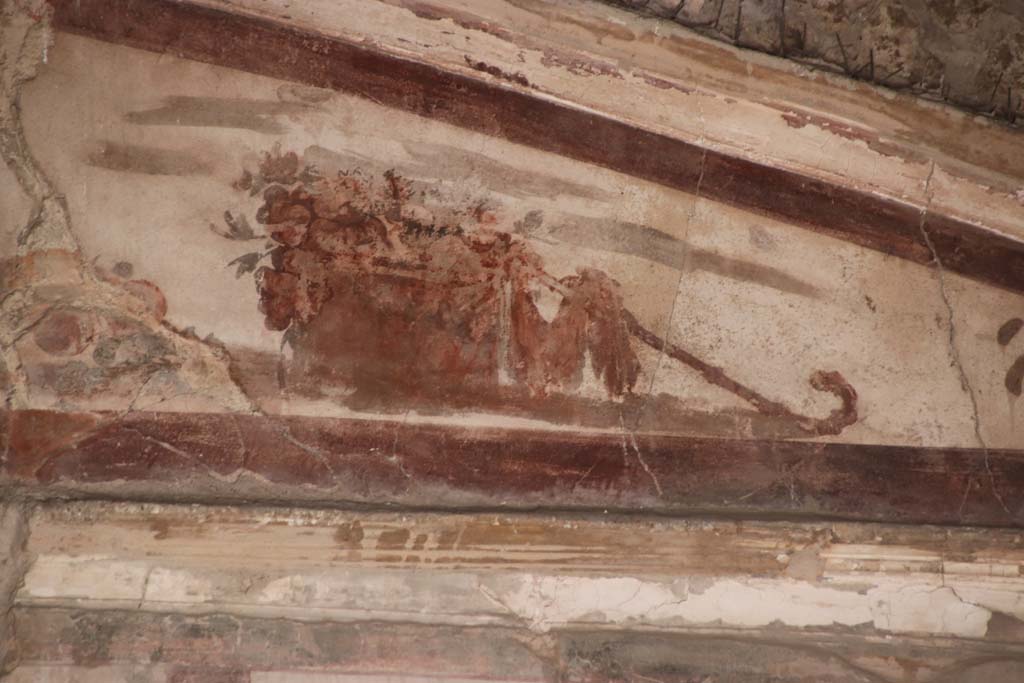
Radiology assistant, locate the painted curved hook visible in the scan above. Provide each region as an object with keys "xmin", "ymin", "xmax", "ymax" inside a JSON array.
[{"xmin": 622, "ymin": 310, "xmax": 858, "ymax": 436}]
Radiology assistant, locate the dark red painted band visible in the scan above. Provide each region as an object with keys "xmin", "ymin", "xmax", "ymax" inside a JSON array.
[
  {"xmin": 49, "ymin": 0, "xmax": 1024, "ymax": 294},
  {"xmin": 4, "ymin": 409, "xmax": 1022, "ymax": 526}
]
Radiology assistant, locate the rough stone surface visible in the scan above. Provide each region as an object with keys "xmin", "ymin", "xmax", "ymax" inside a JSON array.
[
  {"xmin": 0, "ymin": 503, "xmax": 30, "ymax": 675},
  {"xmin": 13, "ymin": 608, "xmax": 1024, "ymax": 682},
  {"xmin": 11, "ymin": 609, "xmax": 552, "ymax": 681},
  {"xmin": 603, "ymin": 0, "xmax": 1024, "ymax": 124}
]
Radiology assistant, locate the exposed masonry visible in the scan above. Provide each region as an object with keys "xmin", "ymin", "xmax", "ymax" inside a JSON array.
[
  {"xmin": 0, "ymin": 0, "xmax": 62, "ymax": 410},
  {"xmin": 20, "ymin": 546, "xmax": 998, "ymax": 637},
  {"xmin": 603, "ymin": 0, "xmax": 1024, "ymax": 125},
  {"xmin": 0, "ymin": 1, "xmax": 76, "ymax": 257},
  {"xmin": 0, "ymin": 504, "xmax": 31, "ymax": 675},
  {"xmin": 0, "ymin": 2, "xmax": 254, "ymax": 417}
]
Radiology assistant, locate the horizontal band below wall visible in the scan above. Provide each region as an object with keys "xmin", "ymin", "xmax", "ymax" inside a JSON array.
[
  {"xmin": 49, "ymin": 0, "xmax": 1024, "ymax": 294},
  {"xmin": 13, "ymin": 607, "xmax": 1024, "ymax": 682},
  {"xmin": 12, "ymin": 502, "xmax": 1024, "ymax": 646},
  {"xmin": 3, "ymin": 409, "xmax": 1022, "ymax": 526}
]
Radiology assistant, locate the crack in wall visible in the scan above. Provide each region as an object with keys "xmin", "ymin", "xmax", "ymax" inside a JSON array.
[
  {"xmin": 916, "ymin": 161, "xmax": 1011, "ymax": 518},
  {"xmin": 0, "ymin": 1, "xmax": 69, "ymax": 410},
  {"xmin": 619, "ymin": 125, "xmax": 709, "ymax": 498},
  {"xmin": 0, "ymin": 502, "xmax": 33, "ymax": 676},
  {"xmin": 0, "ymin": 3, "xmax": 260, "ymax": 418},
  {"xmin": 0, "ymin": 2, "xmax": 78, "ymax": 255}
]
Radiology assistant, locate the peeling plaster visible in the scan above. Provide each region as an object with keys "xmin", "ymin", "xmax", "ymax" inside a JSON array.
[
  {"xmin": 494, "ymin": 575, "xmax": 993, "ymax": 638},
  {"xmin": 0, "ymin": 4, "xmax": 255, "ymax": 416},
  {"xmin": 0, "ymin": 0, "xmax": 76, "ymax": 254},
  {"xmin": 19, "ymin": 554, "xmax": 999, "ymax": 640}
]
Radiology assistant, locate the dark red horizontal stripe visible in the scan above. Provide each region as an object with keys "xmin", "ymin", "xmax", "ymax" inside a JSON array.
[
  {"xmin": 4, "ymin": 409, "xmax": 1022, "ymax": 526},
  {"xmin": 49, "ymin": 0, "xmax": 1024, "ymax": 294}
]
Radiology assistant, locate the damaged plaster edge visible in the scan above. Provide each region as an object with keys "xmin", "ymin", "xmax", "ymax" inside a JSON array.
[
  {"xmin": 0, "ymin": 0, "xmax": 78, "ymax": 256},
  {"xmin": 484, "ymin": 574, "xmax": 996, "ymax": 639},
  {"xmin": 211, "ymin": 0, "xmax": 1017, "ymax": 127},
  {"xmin": 155, "ymin": 0, "xmax": 1024, "ymax": 211},
  {"xmin": 594, "ymin": 0, "xmax": 1022, "ymax": 129},
  {"xmin": 0, "ymin": 3, "xmax": 259, "ymax": 416},
  {"xmin": 0, "ymin": 0, "xmax": 77, "ymax": 411},
  {"xmin": 12, "ymin": 501, "xmax": 1024, "ymax": 642},
  {"xmin": 0, "ymin": 501, "xmax": 34, "ymax": 676},
  {"xmin": 11, "ymin": 557, "xmax": 1002, "ymax": 641}
]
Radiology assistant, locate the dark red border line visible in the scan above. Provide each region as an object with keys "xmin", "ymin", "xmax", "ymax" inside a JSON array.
[
  {"xmin": 49, "ymin": 0, "xmax": 1024, "ymax": 294},
  {"xmin": 4, "ymin": 409, "xmax": 1022, "ymax": 526}
]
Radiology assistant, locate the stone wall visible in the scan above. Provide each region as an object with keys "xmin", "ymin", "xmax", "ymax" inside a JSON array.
[{"xmin": 605, "ymin": 0, "xmax": 1024, "ymax": 124}]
